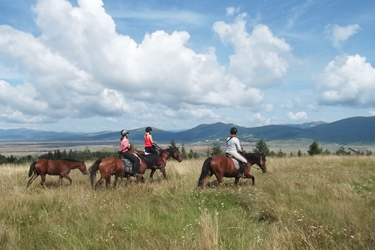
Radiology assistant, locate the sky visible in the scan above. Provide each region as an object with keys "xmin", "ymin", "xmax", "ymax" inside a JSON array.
[{"xmin": 0, "ymin": 0, "xmax": 374, "ymax": 133}]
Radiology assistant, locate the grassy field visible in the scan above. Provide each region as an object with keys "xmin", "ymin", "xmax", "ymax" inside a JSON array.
[{"xmin": 0, "ymin": 155, "xmax": 374, "ymax": 250}]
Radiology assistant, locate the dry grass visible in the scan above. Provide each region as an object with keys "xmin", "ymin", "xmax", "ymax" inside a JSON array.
[{"xmin": 0, "ymin": 156, "xmax": 374, "ymax": 249}]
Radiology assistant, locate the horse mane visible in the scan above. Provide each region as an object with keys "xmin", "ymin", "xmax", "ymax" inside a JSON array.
[
  {"xmin": 61, "ymin": 159, "xmax": 83, "ymax": 162},
  {"xmin": 243, "ymin": 153, "xmax": 265, "ymax": 161}
]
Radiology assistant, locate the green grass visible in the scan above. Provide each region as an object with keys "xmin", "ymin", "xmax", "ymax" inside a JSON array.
[{"xmin": 1, "ymin": 156, "xmax": 375, "ymax": 249}]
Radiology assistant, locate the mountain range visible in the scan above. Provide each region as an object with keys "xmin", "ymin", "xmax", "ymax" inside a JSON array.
[{"xmin": 1, "ymin": 116, "xmax": 374, "ymax": 144}]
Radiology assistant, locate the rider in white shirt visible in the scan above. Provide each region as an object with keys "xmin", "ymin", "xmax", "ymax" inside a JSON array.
[{"xmin": 226, "ymin": 127, "xmax": 247, "ymax": 178}]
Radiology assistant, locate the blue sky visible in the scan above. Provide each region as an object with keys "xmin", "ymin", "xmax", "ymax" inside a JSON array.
[{"xmin": 0, "ymin": 0, "xmax": 374, "ymax": 132}]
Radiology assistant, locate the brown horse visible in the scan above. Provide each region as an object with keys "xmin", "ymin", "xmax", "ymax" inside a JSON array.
[
  {"xmin": 89, "ymin": 146, "xmax": 183, "ymax": 189},
  {"xmin": 26, "ymin": 159, "xmax": 88, "ymax": 188},
  {"xmin": 197, "ymin": 153, "xmax": 267, "ymax": 189},
  {"xmin": 135, "ymin": 146, "xmax": 183, "ymax": 179},
  {"xmin": 89, "ymin": 155, "xmax": 149, "ymax": 189}
]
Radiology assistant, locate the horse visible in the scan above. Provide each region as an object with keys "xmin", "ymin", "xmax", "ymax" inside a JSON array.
[
  {"xmin": 197, "ymin": 153, "xmax": 267, "ymax": 189},
  {"xmin": 89, "ymin": 146, "xmax": 175, "ymax": 189},
  {"xmin": 26, "ymin": 159, "xmax": 88, "ymax": 188},
  {"xmin": 89, "ymin": 145, "xmax": 183, "ymax": 189},
  {"xmin": 135, "ymin": 145, "xmax": 183, "ymax": 179},
  {"xmin": 89, "ymin": 154, "xmax": 150, "ymax": 189}
]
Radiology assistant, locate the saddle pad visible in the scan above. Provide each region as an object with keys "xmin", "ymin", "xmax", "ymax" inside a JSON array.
[{"xmin": 230, "ymin": 158, "xmax": 240, "ymax": 170}]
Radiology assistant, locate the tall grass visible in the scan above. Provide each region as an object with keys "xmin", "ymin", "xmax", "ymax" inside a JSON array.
[{"xmin": 0, "ymin": 156, "xmax": 374, "ymax": 249}]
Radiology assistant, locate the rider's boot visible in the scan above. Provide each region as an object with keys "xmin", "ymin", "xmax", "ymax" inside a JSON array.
[
  {"xmin": 237, "ymin": 162, "xmax": 247, "ymax": 178},
  {"xmin": 133, "ymin": 161, "xmax": 140, "ymax": 177}
]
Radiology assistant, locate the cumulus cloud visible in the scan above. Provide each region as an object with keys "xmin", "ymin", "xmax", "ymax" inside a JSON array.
[
  {"xmin": 0, "ymin": 0, "xmax": 292, "ymax": 126},
  {"xmin": 316, "ymin": 54, "xmax": 375, "ymax": 107},
  {"xmin": 213, "ymin": 14, "xmax": 291, "ymax": 87},
  {"xmin": 325, "ymin": 24, "xmax": 360, "ymax": 49},
  {"xmin": 287, "ymin": 111, "xmax": 307, "ymax": 121}
]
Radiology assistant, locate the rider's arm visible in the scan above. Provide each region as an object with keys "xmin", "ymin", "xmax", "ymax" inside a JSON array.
[{"xmin": 235, "ymin": 138, "xmax": 242, "ymax": 152}]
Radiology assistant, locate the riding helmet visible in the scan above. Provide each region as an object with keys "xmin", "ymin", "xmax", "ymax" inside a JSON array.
[
  {"xmin": 230, "ymin": 127, "xmax": 237, "ymax": 135},
  {"xmin": 145, "ymin": 127, "xmax": 152, "ymax": 132},
  {"xmin": 121, "ymin": 129, "xmax": 129, "ymax": 136}
]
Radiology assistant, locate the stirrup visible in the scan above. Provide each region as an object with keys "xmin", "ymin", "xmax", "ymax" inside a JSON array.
[{"xmin": 237, "ymin": 173, "xmax": 245, "ymax": 178}]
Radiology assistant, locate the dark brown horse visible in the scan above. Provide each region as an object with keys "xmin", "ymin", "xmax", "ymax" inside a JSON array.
[
  {"xmin": 135, "ymin": 146, "xmax": 183, "ymax": 179},
  {"xmin": 26, "ymin": 159, "xmax": 88, "ymax": 188},
  {"xmin": 197, "ymin": 153, "xmax": 267, "ymax": 188}
]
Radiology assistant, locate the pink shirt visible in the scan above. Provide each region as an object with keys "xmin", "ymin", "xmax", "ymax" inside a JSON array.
[{"xmin": 120, "ymin": 139, "xmax": 130, "ymax": 152}]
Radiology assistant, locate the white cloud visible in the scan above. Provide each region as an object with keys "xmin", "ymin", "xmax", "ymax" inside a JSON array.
[
  {"xmin": 325, "ymin": 24, "xmax": 360, "ymax": 49},
  {"xmin": 164, "ymin": 107, "xmax": 219, "ymax": 120},
  {"xmin": 0, "ymin": 0, "xmax": 272, "ymax": 126},
  {"xmin": 316, "ymin": 54, "xmax": 375, "ymax": 107},
  {"xmin": 0, "ymin": 0, "xmax": 302, "ymax": 128},
  {"xmin": 213, "ymin": 14, "xmax": 291, "ymax": 87},
  {"xmin": 226, "ymin": 7, "xmax": 240, "ymax": 16},
  {"xmin": 287, "ymin": 111, "xmax": 307, "ymax": 121},
  {"xmin": 281, "ymin": 98, "xmax": 316, "ymax": 110}
]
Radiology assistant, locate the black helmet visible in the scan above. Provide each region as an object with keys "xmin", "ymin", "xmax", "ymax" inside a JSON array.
[
  {"xmin": 121, "ymin": 129, "xmax": 129, "ymax": 136},
  {"xmin": 145, "ymin": 127, "xmax": 152, "ymax": 132},
  {"xmin": 230, "ymin": 127, "xmax": 237, "ymax": 134}
]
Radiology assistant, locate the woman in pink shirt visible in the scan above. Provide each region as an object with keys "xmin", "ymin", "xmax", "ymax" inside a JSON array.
[{"xmin": 119, "ymin": 130, "xmax": 139, "ymax": 176}]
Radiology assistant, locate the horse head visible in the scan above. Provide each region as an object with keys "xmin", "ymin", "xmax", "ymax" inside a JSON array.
[
  {"xmin": 170, "ymin": 146, "xmax": 183, "ymax": 162},
  {"xmin": 244, "ymin": 153, "xmax": 267, "ymax": 173},
  {"xmin": 258, "ymin": 153, "xmax": 267, "ymax": 173},
  {"xmin": 80, "ymin": 161, "xmax": 89, "ymax": 175}
]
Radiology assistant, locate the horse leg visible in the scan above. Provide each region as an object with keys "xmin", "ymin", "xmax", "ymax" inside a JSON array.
[
  {"xmin": 160, "ymin": 167, "xmax": 167, "ymax": 179},
  {"xmin": 95, "ymin": 178, "xmax": 105, "ymax": 190},
  {"xmin": 40, "ymin": 174, "xmax": 46, "ymax": 188},
  {"xmin": 249, "ymin": 174, "xmax": 255, "ymax": 185},
  {"xmin": 149, "ymin": 169, "xmax": 156, "ymax": 180},
  {"xmin": 118, "ymin": 175, "xmax": 124, "ymax": 186},
  {"xmin": 105, "ymin": 176, "xmax": 111, "ymax": 188},
  {"xmin": 244, "ymin": 172, "xmax": 255, "ymax": 185},
  {"xmin": 234, "ymin": 177, "xmax": 240, "ymax": 185},
  {"xmin": 58, "ymin": 176, "xmax": 63, "ymax": 186},
  {"xmin": 26, "ymin": 173, "xmax": 39, "ymax": 188},
  {"xmin": 202, "ymin": 174, "xmax": 212, "ymax": 188},
  {"xmin": 216, "ymin": 174, "xmax": 224, "ymax": 187},
  {"xmin": 64, "ymin": 175, "xmax": 73, "ymax": 185},
  {"xmin": 113, "ymin": 175, "xmax": 118, "ymax": 187}
]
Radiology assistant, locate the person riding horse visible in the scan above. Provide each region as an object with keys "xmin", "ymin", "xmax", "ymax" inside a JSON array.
[
  {"xmin": 119, "ymin": 129, "xmax": 140, "ymax": 177},
  {"xmin": 226, "ymin": 127, "xmax": 247, "ymax": 178},
  {"xmin": 144, "ymin": 127, "xmax": 158, "ymax": 154}
]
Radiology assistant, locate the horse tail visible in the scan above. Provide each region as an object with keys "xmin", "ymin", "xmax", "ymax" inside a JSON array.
[
  {"xmin": 28, "ymin": 162, "xmax": 36, "ymax": 177},
  {"xmin": 197, "ymin": 157, "xmax": 212, "ymax": 188},
  {"xmin": 89, "ymin": 159, "xmax": 102, "ymax": 187}
]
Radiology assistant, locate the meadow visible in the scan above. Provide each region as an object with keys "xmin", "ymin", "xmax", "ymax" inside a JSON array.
[{"xmin": 0, "ymin": 155, "xmax": 374, "ymax": 250}]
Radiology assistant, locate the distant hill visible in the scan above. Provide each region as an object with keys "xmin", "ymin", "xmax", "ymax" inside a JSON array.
[{"xmin": 1, "ymin": 116, "xmax": 374, "ymax": 144}]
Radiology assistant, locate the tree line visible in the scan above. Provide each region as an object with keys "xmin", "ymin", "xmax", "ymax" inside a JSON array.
[
  {"xmin": 205, "ymin": 139, "xmax": 373, "ymax": 157},
  {"xmin": 0, "ymin": 139, "xmax": 373, "ymax": 165}
]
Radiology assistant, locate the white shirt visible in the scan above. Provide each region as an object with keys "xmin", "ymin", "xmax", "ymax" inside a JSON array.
[{"xmin": 226, "ymin": 136, "xmax": 242, "ymax": 152}]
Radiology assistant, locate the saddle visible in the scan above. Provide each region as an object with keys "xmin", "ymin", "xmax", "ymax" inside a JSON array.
[
  {"xmin": 225, "ymin": 153, "xmax": 240, "ymax": 170},
  {"xmin": 143, "ymin": 148, "xmax": 161, "ymax": 168},
  {"xmin": 119, "ymin": 153, "xmax": 139, "ymax": 176}
]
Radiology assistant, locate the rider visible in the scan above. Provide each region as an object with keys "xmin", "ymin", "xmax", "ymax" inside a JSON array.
[
  {"xmin": 226, "ymin": 127, "xmax": 248, "ymax": 178},
  {"xmin": 144, "ymin": 127, "xmax": 158, "ymax": 154},
  {"xmin": 144, "ymin": 126, "xmax": 163, "ymax": 168},
  {"xmin": 119, "ymin": 129, "xmax": 139, "ymax": 177}
]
